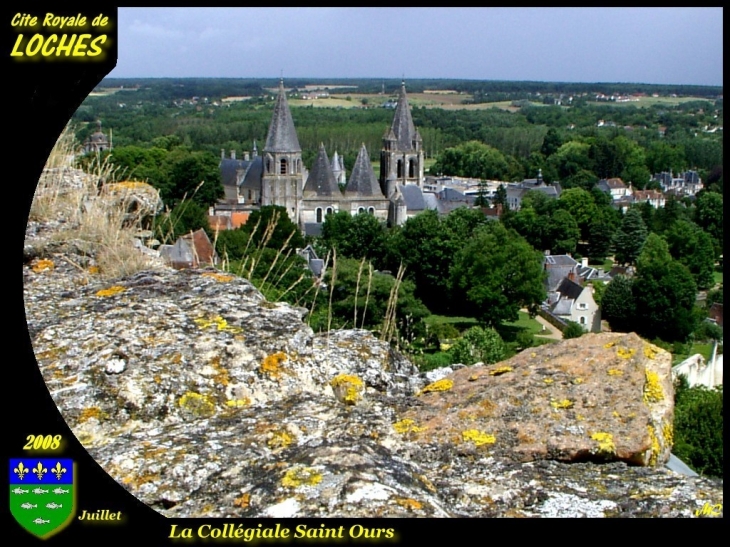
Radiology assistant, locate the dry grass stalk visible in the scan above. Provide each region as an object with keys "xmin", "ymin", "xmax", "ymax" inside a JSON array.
[
  {"xmin": 380, "ymin": 263, "xmax": 406, "ymax": 343},
  {"xmin": 361, "ymin": 263, "xmax": 373, "ymax": 330},
  {"xmin": 353, "ymin": 257, "xmax": 366, "ymax": 328}
]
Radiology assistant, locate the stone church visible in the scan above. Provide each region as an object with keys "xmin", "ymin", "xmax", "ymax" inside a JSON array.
[{"xmin": 216, "ymin": 80, "xmax": 426, "ymax": 233}]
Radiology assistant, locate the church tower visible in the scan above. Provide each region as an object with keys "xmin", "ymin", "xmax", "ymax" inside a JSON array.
[
  {"xmin": 262, "ymin": 79, "xmax": 304, "ymax": 222},
  {"xmin": 380, "ymin": 81, "xmax": 424, "ymax": 198}
]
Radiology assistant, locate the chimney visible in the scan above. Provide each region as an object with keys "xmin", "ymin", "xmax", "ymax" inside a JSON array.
[
  {"xmin": 244, "ymin": 152, "xmax": 250, "ymax": 161},
  {"xmin": 581, "ymin": 257, "xmax": 589, "ymax": 268},
  {"xmin": 230, "ymin": 150, "xmax": 236, "ymax": 160},
  {"xmin": 221, "ymin": 149, "xmax": 225, "ymax": 159}
]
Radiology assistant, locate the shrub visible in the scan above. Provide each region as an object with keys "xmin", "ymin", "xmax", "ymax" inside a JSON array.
[
  {"xmin": 562, "ymin": 321, "xmax": 586, "ymax": 339},
  {"xmin": 450, "ymin": 326, "xmax": 506, "ymax": 365}
]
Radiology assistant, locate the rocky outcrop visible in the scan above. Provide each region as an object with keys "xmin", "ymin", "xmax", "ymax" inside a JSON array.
[{"xmin": 23, "ymin": 220, "xmax": 723, "ymax": 518}]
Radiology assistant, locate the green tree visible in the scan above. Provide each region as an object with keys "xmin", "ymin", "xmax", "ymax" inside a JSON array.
[
  {"xmin": 432, "ymin": 140, "xmax": 510, "ymax": 180},
  {"xmin": 540, "ymin": 128, "xmax": 562, "ymax": 158},
  {"xmin": 665, "ymin": 221, "xmax": 716, "ymax": 290},
  {"xmin": 544, "ymin": 209, "xmax": 580, "ymax": 255},
  {"xmin": 673, "ymin": 378, "xmax": 723, "ymax": 478},
  {"xmin": 321, "ymin": 211, "xmax": 387, "ymax": 266},
  {"xmin": 562, "ymin": 321, "xmax": 586, "ymax": 339},
  {"xmin": 154, "ymin": 201, "xmax": 211, "ymax": 244},
  {"xmin": 166, "ymin": 151, "xmax": 223, "ymax": 207},
  {"xmin": 601, "ymin": 275, "xmax": 636, "ymax": 333},
  {"xmin": 612, "ymin": 208, "xmax": 648, "ymax": 266},
  {"xmin": 241, "ymin": 205, "xmax": 304, "ymax": 252},
  {"xmin": 449, "ymin": 223, "xmax": 547, "ymax": 326},
  {"xmin": 633, "ymin": 234, "xmax": 698, "ymax": 342},
  {"xmin": 450, "ymin": 326, "xmax": 506, "ymax": 365},
  {"xmin": 556, "ymin": 187, "xmax": 598, "ymax": 241},
  {"xmin": 694, "ymin": 191, "xmax": 723, "ymax": 256}
]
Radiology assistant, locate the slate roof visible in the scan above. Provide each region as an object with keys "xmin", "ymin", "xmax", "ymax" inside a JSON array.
[
  {"xmin": 388, "ymin": 82, "xmax": 421, "ymax": 151},
  {"xmin": 398, "ymin": 184, "xmax": 426, "ymax": 210},
  {"xmin": 544, "ymin": 255, "xmax": 578, "ymax": 291},
  {"xmin": 220, "ymin": 158, "xmax": 251, "ymax": 187},
  {"xmin": 555, "ymin": 277, "xmax": 584, "ymax": 301},
  {"xmin": 239, "ymin": 156, "xmax": 263, "ymax": 190},
  {"xmin": 303, "ymin": 223, "xmax": 323, "ymax": 237},
  {"xmin": 345, "ymin": 144, "xmax": 384, "ymax": 197},
  {"xmin": 264, "ymin": 81, "xmax": 301, "ymax": 153},
  {"xmin": 303, "ymin": 144, "xmax": 342, "ymax": 198}
]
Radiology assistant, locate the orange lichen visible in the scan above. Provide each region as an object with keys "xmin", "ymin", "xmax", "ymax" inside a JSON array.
[
  {"xmin": 395, "ymin": 498, "xmax": 423, "ymax": 511},
  {"xmin": 260, "ymin": 352, "xmax": 287, "ymax": 378},
  {"xmin": 95, "ymin": 285, "xmax": 125, "ymax": 297},
  {"xmin": 78, "ymin": 407, "xmax": 106, "ymax": 423},
  {"xmin": 202, "ymin": 272, "xmax": 234, "ymax": 283},
  {"xmin": 87, "ymin": 265, "xmax": 100, "ymax": 275},
  {"xmin": 233, "ymin": 493, "xmax": 251, "ymax": 508},
  {"xmin": 32, "ymin": 259, "xmax": 55, "ymax": 273}
]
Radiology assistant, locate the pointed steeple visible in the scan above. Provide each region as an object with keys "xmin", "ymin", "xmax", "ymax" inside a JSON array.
[
  {"xmin": 303, "ymin": 144, "xmax": 341, "ymax": 198},
  {"xmin": 264, "ymin": 80, "xmax": 301, "ymax": 153},
  {"xmin": 345, "ymin": 144, "xmax": 384, "ymax": 198},
  {"xmin": 389, "ymin": 81, "xmax": 419, "ymax": 151}
]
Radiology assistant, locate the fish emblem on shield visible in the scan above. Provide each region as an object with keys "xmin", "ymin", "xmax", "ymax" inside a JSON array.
[{"xmin": 10, "ymin": 459, "xmax": 76, "ymax": 539}]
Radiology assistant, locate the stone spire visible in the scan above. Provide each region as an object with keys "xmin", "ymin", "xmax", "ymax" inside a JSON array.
[
  {"xmin": 345, "ymin": 144, "xmax": 384, "ymax": 198},
  {"xmin": 264, "ymin": 79, "xmax": 301, "ymax": 153},
  {"xmin": 303, "ymin": 144, "xmax": 341, "ymax": 198},
  {"xmin": 388, "ymin": 81, "xmax": 420, "ymax": 151}
]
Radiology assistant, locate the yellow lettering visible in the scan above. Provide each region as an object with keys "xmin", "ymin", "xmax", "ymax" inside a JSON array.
[
  {"xmin": 55, "ymin": 34, "xmax": 75, "ymax": 56},
  {"xmin": 72, "ymin": 34, "xmax": 91, "ymax": 56},
  {"xmin": 43, "ymin": 13, "xmax": 54, "ymax": 27},
  {"xmin": 87, "ymin": 35, "xmax": 107, "ymax": 56},
  {"xmin": 26, "ymin": 34, "xmax": 44, "ymax": 56},
  {"xmin": 41, "ymin": 34, "xmax": 58, "ymax": 56},
  {"xmin": 198, "ymin": 525, "xmax": 211, "ymax": 538},
  {"xmin": 10, "ymin": 34, "xmax": 25, "ymax": 56}
]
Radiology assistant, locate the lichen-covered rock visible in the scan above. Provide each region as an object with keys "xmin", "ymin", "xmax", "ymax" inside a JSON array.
[
  {"xmin": 402, "ymin": 333, "xmax": 675, "ymax": 466},
  {"xmin": 23, "ymin": 217, "xmax": 723, "ymax": 518}
]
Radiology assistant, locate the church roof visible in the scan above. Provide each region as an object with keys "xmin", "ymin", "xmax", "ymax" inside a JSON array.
[
  {"xmin": 388, "ymin": 82, "xmax": 420, "ymax": 151},
  {"xmin": 345, "ymin": 144, "xmax": 384, "ymax": 198},
  {"xmin": 264, "ymin": 80, "xmax": 301, "ymax": 153},
  {"xmin": 303, "ymin": 144, "xmax": 342, "ymax": 198}
]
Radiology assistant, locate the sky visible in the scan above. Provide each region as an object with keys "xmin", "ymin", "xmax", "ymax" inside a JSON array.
[{"xmin": 109, "ymin": 8, "xmax": 723, "ymax": 86}]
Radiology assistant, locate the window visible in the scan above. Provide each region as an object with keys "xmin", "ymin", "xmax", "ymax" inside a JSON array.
[
  {"xmin": 358, "ymin": 207, "xmax": 365, "ymax": 214},
  {"xmin": 368, "ymin": 207, "xmax": 374, "ymax": 215},
  {"xmin": 397, "ymin": 159, "xmax": 403, "ymax": 178},
  {"xmin": 316, "ymin": 208, "xmax": 322, "ymax": 223},
  {"xmin": 326, "ymin": 207, "xmax": 333, "ymax": 216},
  {"xmin": 409, "ymin": 159, "xmax": 415, "ymax": 178},
  {"xmin": 579, "ymin": 316, "xmax": 586, "ymax": 325},
  {"xmin": 280, "ymin": 158, "xmax": 288, "ymax": 175},
  {"xmin": 578, "ymin": 302, "xmax": 588, "ymax": 310}
]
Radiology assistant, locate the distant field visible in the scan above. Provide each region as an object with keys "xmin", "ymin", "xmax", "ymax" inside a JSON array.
[
  {"xmin": 289, "ymin": 97, "xmax": 361, "ymax": 108},
  {"xmin": 88, "ymin": 87, "xmax": 128, "ymax": 97},
  {"xmin": 587, "ymin": 96, "xmax": 708, "ymax": 108}
]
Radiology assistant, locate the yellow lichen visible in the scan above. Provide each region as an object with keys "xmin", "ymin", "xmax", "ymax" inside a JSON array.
[
  {"xmin": 468, "ymin": 374, "xmax": 479, "ymax": 382},
  {"xmin": 95, "ymin": 285, "xmax": 126, "ymax": 297},
  {"xmin": 393, "ymin": 419, "xmax": 426, "ymax": 435},
  {"xmin": 616, "ymin": 347, "xmax": 636, "ymax": 359},
  {"xmin": 209, "ymin": 357, "xmax": 230, "ymax": 386},
  {"xmin": 543, "ymin": 378, "xmax": 554, "ymax": 385},
  {"xmin": 591, "ymin": 432, "xmax": 616, "ymax": 454},
  {"xmin": 88, "ymin": 265, "xmax": 100, "ymax": 275},
  {"xmin": 647, "ymin": 425, "xmax": 661, "ymax": 466},
  {"xmin": 603, "ymin": 341, "xmax": 616, "ymax": 349},
  {"xmin": 530, "ymin": 352, "xmax": 537, "ymax": 358},
  {"xmin": 418, "ymin": 474, "xmax": 437, "ymax": 493},
  {"xmin": 281, "ymin": 466, "xmax": 322, "ymax": 488},
  {"xmin": 550, "ymin": 399, "xmax": 574, "ymax": 410},
  {"xmin": 663, "ymin": 423, "xmax": 674, "ymax": 448},
  {"xmin": 32, "ymin": 259, "xmax": 55, "ymax": 273},
  {"xmin": 268, "ymin": 430, "xmax": 294, "ymax": 449},
  {"xmin": 202, "ymin": 272, "xmax": 234, "ymax": 282},
  {"xmin": 461, "ymin": 429, "xmax": 496, "ymax": 447},
  {"xmin": 260, "ymin": 352, "xmax": 287, "ymax": 378},
  {"xmin": 329, "ymin": 374, "xmax": 364, "ymax": 405},
  {"xmin": 395, "ymin": 498, "xmax": 423, "ymax": 511},
  {"xmin": 107, "ymin": 181, "xmax": 150, "ymax": 190},
  {"xmin": 572, "ymin": 377, "xmax": 583, "ymax": 385},
  {"xmin": 489, "ymin": 366, "xmax": 512, "ymax": 376},
  {"xmin": 607, "ymin": 368, "xmax": 623, "ymax": 376},
  {"xmin": 225, "ymin": 398, "xmax": 250, "ymax": 408},
  {"xmin": 194, "ymin": 315, "xmax": 242, "ymax": 334},
  {"xmin": 576, "ymin": 414, "xmax": 585, "ymax": 421},
  {"xmin": 419, "ymin": 379, "xmax": 453, "ymax": 395},
  {"xmin": 612, "ymin": 411, "xmax": 620, "ymax": 418},
  {"xmin": 178, "ymin": 391, "xmax": 216, "ymax": 417},
  {"xmin": 644, "ymin": 344, "xmax": 661, "ymax": 360},
  {"xmin": 643, "ymin": 371, "xmax": 664, "ymax": 403}
]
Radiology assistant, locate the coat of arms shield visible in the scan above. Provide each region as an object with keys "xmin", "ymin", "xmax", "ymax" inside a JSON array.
[{"xmin": 10, "ymin": 458, "xmax": 76, "ymax": 539}]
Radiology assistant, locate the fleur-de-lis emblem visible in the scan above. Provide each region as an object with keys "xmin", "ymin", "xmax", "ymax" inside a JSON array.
[
  {"xmin": 52, "ymin": 462, "xmax": 67, "ymax": 480},
  {"xmin": 13, "ymin": 462, "xmax": 29, "ymax": 480},
  {"xmin": 32, "ymin": 462, "xmax": 48, "ymax": 480}
]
